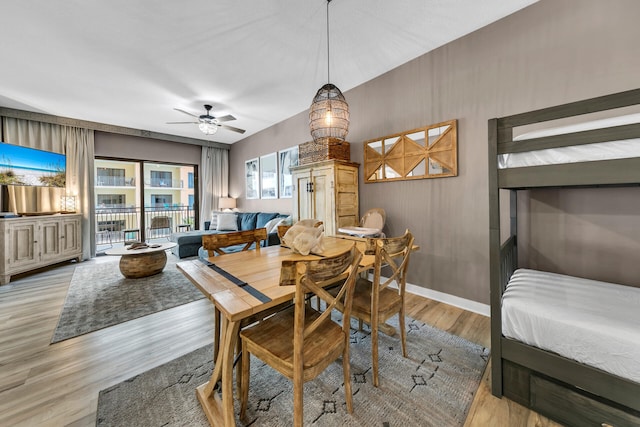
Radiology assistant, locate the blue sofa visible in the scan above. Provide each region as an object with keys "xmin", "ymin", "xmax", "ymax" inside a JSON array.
[{"xmin": 170, "ymin": 212, "xmax": 288, "ymax": 258}]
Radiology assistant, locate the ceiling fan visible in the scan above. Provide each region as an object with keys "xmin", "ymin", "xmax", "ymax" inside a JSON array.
[{"xmin": 167, "ymin": 104, "xmax": 246, "ymax": 135}]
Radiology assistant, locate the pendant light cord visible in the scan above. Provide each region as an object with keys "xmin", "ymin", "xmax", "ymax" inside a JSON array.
[{"xmin": 326, "ymin": 0, "xmax": 331, "ymax": 84}]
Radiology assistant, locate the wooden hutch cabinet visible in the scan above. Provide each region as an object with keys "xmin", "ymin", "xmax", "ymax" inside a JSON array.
[
  {"xmin": 290, "ymin": 160, "xmax": 359, "ymax": 236},
  {"xmin": 0, "ymin": 213, "xmax": 82, "ymax": 285}
]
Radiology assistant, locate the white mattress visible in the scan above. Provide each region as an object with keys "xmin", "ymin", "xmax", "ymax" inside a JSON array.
[
  {"xmin": 498, "ymin": 139, "xmax": 640, "ymax": 168},
  {"xmin": 498, "ymin": 113, "xmax": 640, "ymax": 169},
  {"xmin": 502, "ymin": 268, "xmax": 640, "ymax": 383},
  {"xmin": 513, "ymin": 113, "xmax": 640, "ymax": 140}
]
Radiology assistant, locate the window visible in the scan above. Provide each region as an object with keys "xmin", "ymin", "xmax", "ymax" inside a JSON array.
[
  {"xmin": 150, "ymin": 171, "xmax": 172, "ymax": 187},
  {"xmin": 188, "ymin": 172, "xmax": 194, "ymax": 189},
  {"xmin": 97, "ymin": 194, "xmax": 125, "ymax": 208},
  {"xmin": 151, "ymin": 194, "xmax": 172, "ymax": 208},
  {"xmin": 97, "ymin": 167, "xmax": 125, "ymax": 186},
  {"xmin": 188, "ymin": 194, "xmax": 194, "ymax": 208}
]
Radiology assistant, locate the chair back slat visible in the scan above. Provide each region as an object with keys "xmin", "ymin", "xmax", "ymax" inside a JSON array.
[
  {"xmin": 277, "ymin": 224, "xmax": 292, "ymax": 241},
  {"xmin": 294, "ymin": 246, "xmax": 361, "ymax": 339},
  {"xmin": 374, "ymin": 230, "xmax": 414, "ymax": 293},
  {"xmin": 202, "ymin": 228, "xmax": 268, "ymax": 257}
]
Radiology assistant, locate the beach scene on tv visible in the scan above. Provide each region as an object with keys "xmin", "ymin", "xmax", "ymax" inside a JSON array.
[{"xmin": 0, "ymin": 143, "xmax": 66, "ymax": 188}]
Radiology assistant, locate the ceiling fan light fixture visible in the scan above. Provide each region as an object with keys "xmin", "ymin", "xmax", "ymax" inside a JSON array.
[
  {"xmin": 309, "ymin": 0, "xmax": 349, "ymax": 145},
  {"xmin": 168, "ymin": 104, "xmax": 245, "ymax": 135},
  {"xmin": 198, "ymin": 122, "xmax": 218, "ymax": 135}
]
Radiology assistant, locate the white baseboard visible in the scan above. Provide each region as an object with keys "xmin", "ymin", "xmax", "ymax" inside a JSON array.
[
  {"xmin": 405, "ymin": 282, "xmax": 490, "ymax": 317},
  {"xmin": 377, "ymin": 274, "xmax": 490, "ymax": 317}
]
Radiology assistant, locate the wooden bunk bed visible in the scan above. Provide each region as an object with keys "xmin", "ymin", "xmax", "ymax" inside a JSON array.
[{"xmin": 488, "ymin": 88, "xmax": 640, "ymax": 427}]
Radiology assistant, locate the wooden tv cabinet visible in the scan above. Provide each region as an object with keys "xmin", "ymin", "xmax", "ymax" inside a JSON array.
[{"xmin": 0, "ymin": 213, "xmax": 82, "ymax": 285}]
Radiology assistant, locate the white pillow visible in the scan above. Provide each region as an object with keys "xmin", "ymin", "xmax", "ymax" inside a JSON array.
[
  {"xmin": 264, "ymin": 217, "xmax": 283, "ymax": 234},
  {"xmin": 209, "ymin": 211, "xmax": 223, "ymax": 230},
  {"xmin": 216, "ymin": 213, "xmax": 238, "ymax": 231}
]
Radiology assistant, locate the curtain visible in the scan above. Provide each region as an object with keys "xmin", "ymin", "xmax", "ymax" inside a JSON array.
[
  {"xmin": 200, "ymin": 146, "xmax": 229, "ymax": 229},
  {"xmin": 6, "ymin": 186, "xmax": 62, "ymax": 213},
  {"xmin": 2, "ymin": 117, "xmax": 95, "ymax": 260}
]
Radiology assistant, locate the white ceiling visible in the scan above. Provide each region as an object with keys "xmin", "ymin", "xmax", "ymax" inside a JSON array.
[{"xmin": 0, "ymin": 0, "xmax": 537, "ymax": 145}]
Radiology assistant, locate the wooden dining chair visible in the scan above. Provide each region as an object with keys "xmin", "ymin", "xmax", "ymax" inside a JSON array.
[
  {"xmin": 201, "ymin": 227, "xmax": 269, "ymax": 361},
  {"xmin": 240, "ymin": 245, "xmax": 362, "ymax": 426},
  {"xmin": 201, "ymin": 227, "xmax": 268, "ymax": 257},
  {"xmin": 350, "ymin": 229, "xmax": 414, "ymax": 387},
  {"xmin": 276, "ymin": 224, "xmax": 292, "ymax": 242}
]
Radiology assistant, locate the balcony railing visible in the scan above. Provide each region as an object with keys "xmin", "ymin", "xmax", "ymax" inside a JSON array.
[
  {"xmin": 145, "ymin": 178, "xmax": 183, "ymax": 188},
  {"xmin": 95, "ymin": 177, "xmax": 186, "ymax": 188},
  {"xmin": 96, "ymin": 205, "xmax": 195, "ymax": 244},
  {"xmin": 96, "ymin": 176, "xmax": 136, "ymax": 187}
]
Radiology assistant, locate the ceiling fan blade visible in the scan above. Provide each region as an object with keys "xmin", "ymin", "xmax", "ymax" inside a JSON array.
[
  {"xmin": 166, "ymin": 121, "xmax": 198, "ymax": 124},
  {"xmin": 215, "ymin": 114, "xmax": 236, "ymax": 123},
  {"xmin": 220, "ymin": 124, "xmax": 246, "ymax": 134},
  {"xmin": 173, "ymin": 108, "xmax": 198, "ymax": 118}
]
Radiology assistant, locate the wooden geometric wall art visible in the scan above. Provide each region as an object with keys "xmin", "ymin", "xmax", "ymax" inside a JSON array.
[{"xmin": 364, "ymin": 119, "xmax": 457, "ymax": 183}]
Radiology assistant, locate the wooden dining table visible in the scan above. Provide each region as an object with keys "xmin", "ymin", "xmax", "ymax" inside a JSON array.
[{"xmin": 177, "ymin": 235, "xmax": 374, "ymax": 427}]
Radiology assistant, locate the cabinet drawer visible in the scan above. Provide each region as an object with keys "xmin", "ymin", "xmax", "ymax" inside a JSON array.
[{"xmin": 531, "ymin": 376, "xmax": 640, "ymax": 427}]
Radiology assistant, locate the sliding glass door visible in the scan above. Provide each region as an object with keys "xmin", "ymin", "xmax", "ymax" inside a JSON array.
[
  {"xmin": 95, "ymin": 158, "xmax": 196, "ymax": 252},
  {"xmin": 95, "ymin": 159, "xmax": 139, "ymax": 250},
  {"xmin": 143, "ymin": 163, "xmax": 195, "ymax": 240}
]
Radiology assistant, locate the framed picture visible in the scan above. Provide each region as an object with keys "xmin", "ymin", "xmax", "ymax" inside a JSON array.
[
  {"xmin": 278, "ymin": 146, "xmax": 298, "ymax": 198},
  {"xmin": 245, "ymin": 158, "xmax": 259, "ymax": 199},
  {"xmin": 260, "ymin": 153, "xmax": 278, "ymax": 199}
]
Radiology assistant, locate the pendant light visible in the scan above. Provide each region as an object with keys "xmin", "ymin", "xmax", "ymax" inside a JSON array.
[{"xmin": 309, "ymin": 0, "xmax": 349, "ymax": 145}]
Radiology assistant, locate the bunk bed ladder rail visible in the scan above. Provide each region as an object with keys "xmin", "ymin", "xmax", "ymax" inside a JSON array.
[{"xmin": 499, "ymin": 235, "xmax": 517, "ymax": 294}]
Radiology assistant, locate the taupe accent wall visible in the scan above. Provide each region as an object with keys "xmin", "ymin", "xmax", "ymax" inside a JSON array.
[
  {"xmin": 95, "ymin": 132, "xmax": 201, "ymax": 165},
  {"xmin": 230, "ymin": 0, "xmax": 640, "ymax": 304},
  {"xmin": 518, "ymin": 187, "xmax": 640, "ymax": 288}
]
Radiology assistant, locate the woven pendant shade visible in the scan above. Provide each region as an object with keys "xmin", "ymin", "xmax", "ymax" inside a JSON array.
[{"xmin": 309, "ymin": 83, "xmax": 350, "ymax": 144}]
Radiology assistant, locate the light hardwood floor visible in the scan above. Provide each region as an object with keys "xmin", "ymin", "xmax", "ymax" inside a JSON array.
[{"xmin": 0, "ymin": 258, "xmax": 560, "ymax": 427}]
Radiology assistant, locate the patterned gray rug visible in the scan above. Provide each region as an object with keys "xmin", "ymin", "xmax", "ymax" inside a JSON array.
[
  {"xmin": 51, "ymin": 254, "xmax": 203, "ymax": 343},
  {"xmin": 96, "ymin": 316, "xmax": 489, "ymax": 426}
]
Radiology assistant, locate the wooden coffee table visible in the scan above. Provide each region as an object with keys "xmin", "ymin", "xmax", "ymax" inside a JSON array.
[{"xmin": 105, "ymin": 242, "xmax": 177, "ymax": 278}]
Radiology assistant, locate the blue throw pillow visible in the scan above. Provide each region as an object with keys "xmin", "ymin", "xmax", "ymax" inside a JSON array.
[
  {"xmin": 256, "ymin": 212, "xmax": 279, "ymax": 229},
  {"xmin": 240, "ymin": 212, "xmax": 258, "ymax": 230}
]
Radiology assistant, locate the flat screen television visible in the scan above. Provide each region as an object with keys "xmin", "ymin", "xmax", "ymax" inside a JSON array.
[{"xmin": 0, "ymin": 141, "xmax": 66, "ymax": 188}]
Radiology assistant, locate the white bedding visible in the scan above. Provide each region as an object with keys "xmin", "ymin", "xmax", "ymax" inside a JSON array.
[
  {"xmin": 502, "ymin": 268, "xmax": 640, "ymax": 383},
  {"xmin": 498, "ymin": 139, "xmax": 640, "ymax": 169},
  {"xmin": 498, "ymin": 113, "xmax": 640, "ymax": 169}
]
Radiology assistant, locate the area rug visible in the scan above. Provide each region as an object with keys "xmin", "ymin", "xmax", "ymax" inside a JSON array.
[
  {"xmin": 51, "ymin": 254, "xmax": 204, "ymax": 344},
  {"xmin": 96, "ymin": 316, "xmax": 489, "ymax": 426}
]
